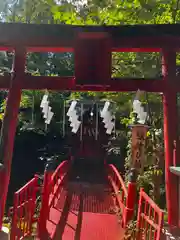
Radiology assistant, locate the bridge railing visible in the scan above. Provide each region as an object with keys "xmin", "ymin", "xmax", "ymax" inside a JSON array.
[
  {"xmin": 38, "ymin": 160, "xmax": 70, "ymax": 239},
  {"xmin": 49, "ymin": 160, "xmax": 70, "ymax": 208},
  {"xmin": 107, "ymin": 164, "xmax": 136, "ymax": 227},
  {"xmin": 135, "ymin": 188, "xmax": 164, "ymax": 240},
  {"xmin": 9, "ymin": 175, "xmax": 40, "ymax": 240}
]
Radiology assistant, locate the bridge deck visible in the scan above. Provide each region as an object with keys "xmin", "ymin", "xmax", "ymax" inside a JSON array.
[
  {"xmin": 45, "ymin": 181, "xmax": 124, "ymax": 239},
  {"xmin": 43, "ymin": 161, "xmax": 124, "ymax": 240},
  {"xmin": 42, "ymin": 160, "xmax": 125, "ymax": 239}
]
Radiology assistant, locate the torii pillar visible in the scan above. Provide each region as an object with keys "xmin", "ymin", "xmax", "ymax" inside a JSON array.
[
  {"xmin": 162, "ymin": 50, "xmax": 179, "ymax": 226},
  {"xmin": 0, "ymin": 48, "xmax": 26, "ymax": 228}
]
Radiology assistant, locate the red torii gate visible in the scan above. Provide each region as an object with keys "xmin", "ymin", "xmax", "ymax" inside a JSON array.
[{"xmin": 0, "ymin": 23, "xmax": 179, "ymax": 229}]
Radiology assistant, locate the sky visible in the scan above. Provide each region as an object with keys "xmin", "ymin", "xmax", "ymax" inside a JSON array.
[
  {"xmin": 56, "ymin": 0, "xmax": 87, "ymax": 6},
  {"xmin": 7, "ymin": 0, "xmax": 88, "ymax": 9}
]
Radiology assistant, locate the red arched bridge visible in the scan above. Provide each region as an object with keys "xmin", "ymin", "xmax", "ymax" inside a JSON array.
[{"xmin": 9, "ymin": 160, "xmax": 164, "ymax": 240}]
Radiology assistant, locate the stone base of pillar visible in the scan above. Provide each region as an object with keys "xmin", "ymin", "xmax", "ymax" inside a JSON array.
[{"xmin": 0, "ymin": 226, "xmax": 10, "ymax": 240}]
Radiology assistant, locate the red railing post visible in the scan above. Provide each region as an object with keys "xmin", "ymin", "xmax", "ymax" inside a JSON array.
[
  {"xmin": 28, "ymin": 175, "xmax": 38, "ymax": 236},
  {"xmin": 124, "ymin": 168, "xmax": 137, "ymax": 226},
  {"xmin": 10, "ymin": 193, "xmax": 18, "ymax": 240},
  {"xmin": 9, "ymin": 161, "xmax": 70, "ymax": 240},
  {"xmin": 10, "ymin": 175, "xmax": 39, "ymax": 240},
  {"xmin": 38, "ymin": 168, "xmax": 53, "ymax": 239},
  {"xmin": 136, "ymin": 188, "xmax": 164, "ymax": 240}
]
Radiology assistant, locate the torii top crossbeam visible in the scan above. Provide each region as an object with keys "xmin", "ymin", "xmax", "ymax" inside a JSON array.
[
  {"xmin": 1, "ymin": 23, "xmax": 180, "ymax": 52},
  {"xmin": 0, "ymin": 23, "xmax": 179, "ymax": 92}
]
